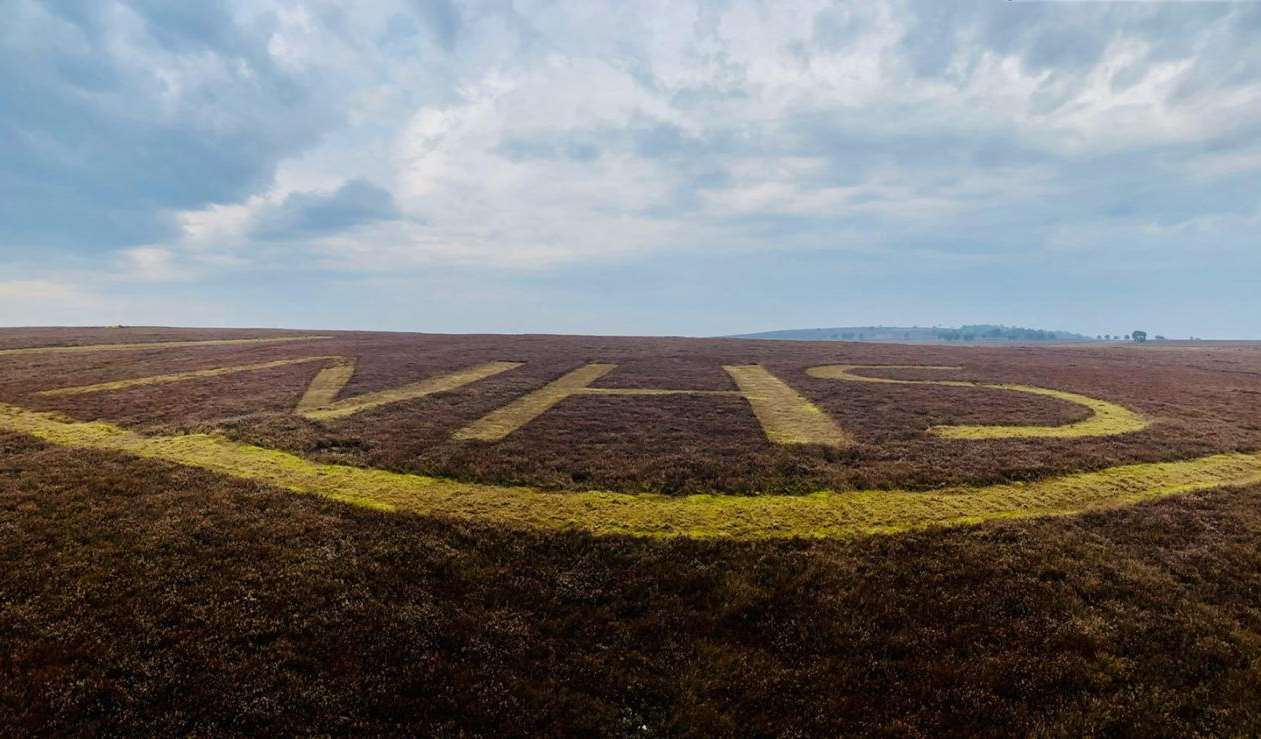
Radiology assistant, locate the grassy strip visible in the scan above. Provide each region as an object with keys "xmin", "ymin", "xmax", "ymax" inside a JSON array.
[
  {"xmin": 937, "ymin": 383, "xmax": 1148, "ymax": 439},
  {"xmin": 3, "ymin": 402, "xmax": 1256, "ymax": 540},
  {"xmin": 456, "ymin": 362, "xmax": 851, "ymax": 446},
  {"xmin": 300, "ymin": 361, "xmax": 524, "ymax": 421},
  {"xmin": 454, "ymin": 363, "xmax": 618, "ymax": 441},
  {"xmin": 0, "ymin": 335, "xmax": 331, "ymax": 357},
  {"xmin": 807, "ymin": 364, "xmax": 1149, "ymax": 439},
  {"xmin": 33, "ymin": 355, "xmax": 521, "ymax": 423},
  {"xmin": 294, "ymin": 357, "xmax": 357, "ymax": 412},
  {"xmin": 38, "ymin": 357, "xmax": 339, "ymax": 396},
  {"xmin": 724, "ymin": 364, "xmax": 853, "ymax": 447}
]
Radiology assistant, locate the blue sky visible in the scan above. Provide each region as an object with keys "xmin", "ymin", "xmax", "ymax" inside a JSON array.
[{"xmin": 2, "ymin": 1, "xmax": 1259, "ymax": 338}]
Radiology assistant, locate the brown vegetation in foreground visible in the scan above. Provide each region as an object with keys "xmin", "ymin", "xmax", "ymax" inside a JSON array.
[
  {"xmin": 2, "ymin": 328, "xmax": 1258, "ymax": 495},
  {"xmin": 2, "ymin": 432, "xmax": 1260, "ymax": 735}
]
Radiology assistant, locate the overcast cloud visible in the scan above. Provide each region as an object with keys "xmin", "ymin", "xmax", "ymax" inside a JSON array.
[{"xmin": 2, "ymin": 0, "xmax": 1259, "ymax": 336}]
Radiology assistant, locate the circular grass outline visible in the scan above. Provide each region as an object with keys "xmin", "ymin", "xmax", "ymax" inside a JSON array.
[{"xmin": 2, "ymin": 402, "xmax": 1259, "ymax": 540}]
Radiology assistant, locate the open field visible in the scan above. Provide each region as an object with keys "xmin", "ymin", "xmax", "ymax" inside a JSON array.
[
  {"xmin": 5, "ymin": 328, "xmax": 1261, "ymax": 496},
  {"xmin": 3, "ymin": 327, "xmax": 1261, "ymax": 733}
]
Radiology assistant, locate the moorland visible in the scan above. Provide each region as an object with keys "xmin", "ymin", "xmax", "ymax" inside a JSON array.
[{"xmin": 3, "ymin": 327, "xmax": 1261, "ymax": 734}]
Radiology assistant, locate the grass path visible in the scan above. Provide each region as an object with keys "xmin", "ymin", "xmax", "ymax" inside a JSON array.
[
  {"xmin": 38, "ymin": 357, "xmax": 340, "ymax": 396},
  {"xmin": 2, "ymin": 402, "xmax": 1255, "ymax": 540},
  {"xmin": 807, "ymin": 364, "xmax": 1149, "ymax": 439},
  {"xmin": 298, "ymin": 361, "xmax": 523, "ymax": 421},
  {"xmin": 35, "ymin": 356, "xmax": 524, "ymax": 422},
  {"xmin": 454, "ymin": 363, "xmax": 740, "ymax": 441},
  {"xmin": 724, "ymin": 364, "xmax": 853, "ymax": 447}
]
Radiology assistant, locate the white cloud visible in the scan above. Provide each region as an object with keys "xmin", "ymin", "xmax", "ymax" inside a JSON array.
[
  {"xmin": 5, "ymin": 0, "xmax": 1260, "ymax": 335},
  {"xmin": 252, "ymin": 1, "xmax": 1255, "ymax": 270},
  {"xmin": 117, "ymin": 247, "xmax": 189, "ymax": 282},
  {"xmin": 0, "ymin": 279, "xmax": 87, "ymax": 301},
  {"xmin": 0, "ymin": 279, "xmax": 108, "ymax": 326}
]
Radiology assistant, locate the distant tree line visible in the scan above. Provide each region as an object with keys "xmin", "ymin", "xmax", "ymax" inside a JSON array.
[
  {"xmin": 934, "ymin": 325, "xmax": 1066, "ymax": 342},
  {"xmin": 1094, "ymin": 331, "xmax": 1164, "ymax": 342}
]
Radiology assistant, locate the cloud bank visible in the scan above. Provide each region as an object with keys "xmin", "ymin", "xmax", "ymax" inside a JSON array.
[{"xmin": 2, "ymin": 0, "xmax": 1259, "ymax": 335}]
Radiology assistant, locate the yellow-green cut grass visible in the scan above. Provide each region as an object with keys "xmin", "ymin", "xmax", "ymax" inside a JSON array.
[
  {"xmin": 582, "ymin": 388, "xmax": 737, "ymax": 397},
  {"xmin": 454, "ymin": 364, "xmax": 619, "ymax": 441},
  {"xmin": 0, "ymin": 335, "xmax": 331, "ymax": 357},
  {"xmin": 723, "ymin": 365, "xmax": 853, "ymax": 447},
  {"xmin": 38, "ymin": 357, "xmax": 340, "ymax": 397},
  {"xmin": 294, "ymin": 357, "xmax": 357, "ymax": 412},
  {"xmin": 299, "ymin": 361, "xmax": 524, "ymax": 421},
  {"xmin": 807, "ymin": 365, "xmax": 1149, "ymax": 439},
  {"xmin": 2, "ymin": 402, "xmax": 1254, "ymax": 540},
  {"xmin": 453, "ymin": 363, "xmax": 778, "ymax": 442}
]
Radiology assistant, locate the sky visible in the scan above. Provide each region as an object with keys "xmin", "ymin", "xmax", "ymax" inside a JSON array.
[{"xmin": 1, "ymin": 1, "xmax": 1259, "ymax": 338}]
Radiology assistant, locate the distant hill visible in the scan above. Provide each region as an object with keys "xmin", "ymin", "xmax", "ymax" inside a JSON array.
[{"xmin": 727, "ymin": 325, "xmax": 1097, "ymax": 344}]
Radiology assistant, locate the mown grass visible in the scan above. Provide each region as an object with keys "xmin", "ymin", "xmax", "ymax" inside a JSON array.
[
  {"xmin": 807, "ymin": 364, "xmax": 1149, "ymax": 439},
  {"xmin": 299, "ymin": 360, "xmax": 523, "ymax": 421},
  {"xmin": 37, "ymin": 356, "xmax": 337, "ymax": 397},
  {"xmin": 723, "ymin": 364, "xmax": 853, "ymax": 447},
  {"xmin": 3, "ymin": 402, "xmax": 1259, "ymax": 539}
]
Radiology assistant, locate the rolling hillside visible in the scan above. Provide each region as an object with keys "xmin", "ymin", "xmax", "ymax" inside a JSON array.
[{"xmin": 729, "ymin": 324, "xmax": 1097, "ymax": 343}]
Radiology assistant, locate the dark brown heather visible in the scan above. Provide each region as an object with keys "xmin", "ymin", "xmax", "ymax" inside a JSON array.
[
  {"xmin": 2, "ymin": 434, "xmax": 1261, "ymax": 735},
  {"xmin": 2, "ymin": 328, "xmax": 1261, "ymax": 735}
]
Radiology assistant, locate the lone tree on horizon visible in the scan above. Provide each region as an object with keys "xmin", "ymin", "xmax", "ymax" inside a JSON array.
[{"xmin": 1132, "ymin": 330, "xmax": 1148, "ymax": 343}]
